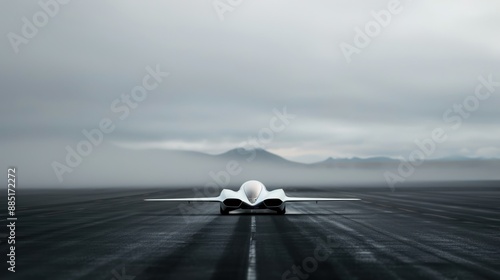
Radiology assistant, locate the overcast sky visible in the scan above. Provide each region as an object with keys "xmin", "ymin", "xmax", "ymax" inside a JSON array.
[{"xmin": 1, "ymin": 0, "xmax": 500, "ymax": 164}]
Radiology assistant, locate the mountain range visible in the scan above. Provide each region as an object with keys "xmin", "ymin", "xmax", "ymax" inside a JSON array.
[{"xmin": 3, "ymin": 142, "xmax": 500, "ymax": 188}]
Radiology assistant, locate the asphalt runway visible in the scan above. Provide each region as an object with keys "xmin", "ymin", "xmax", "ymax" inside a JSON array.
[{"xmin": 1, "ymin": 182, "xmax": 500, "ymax": 280}]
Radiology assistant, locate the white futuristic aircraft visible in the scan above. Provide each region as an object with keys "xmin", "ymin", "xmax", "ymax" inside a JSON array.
[{"xmin": 144, "ymin": 180, "xmax": 360, "ymax": 214}]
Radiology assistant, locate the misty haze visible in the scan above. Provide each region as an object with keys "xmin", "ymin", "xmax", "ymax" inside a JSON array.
[{"xmin": 1, "ymin": 1, "xmax": 499, "ymax": 280}]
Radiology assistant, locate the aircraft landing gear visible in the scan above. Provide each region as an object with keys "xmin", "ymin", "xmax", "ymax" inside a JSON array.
[
  {"xmin": 220, "ymin": 206, "xmax": 229, "ymax": 215},
  {"xmin": 276, "ymin": 206, "xmax": 286, "ymax": 215}
]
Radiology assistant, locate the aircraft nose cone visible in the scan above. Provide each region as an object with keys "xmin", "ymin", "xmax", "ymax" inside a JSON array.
[{"xmin": 242, "ymin": 180, "xmax": 263, "ymax": 204}]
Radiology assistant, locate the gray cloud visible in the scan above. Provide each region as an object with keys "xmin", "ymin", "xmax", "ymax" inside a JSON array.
[{"xmin": 1, "ymin": 0, "xmax": 500, "ymax": 173}]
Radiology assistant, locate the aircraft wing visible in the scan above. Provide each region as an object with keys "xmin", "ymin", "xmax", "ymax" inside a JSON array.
[
  {"xmin": 283, "ymin": 197, "xmax": 360, "ymax": 202},
  {"xmin": 144, "ymin": 197, "xmax": 222, "ymax": 202}
]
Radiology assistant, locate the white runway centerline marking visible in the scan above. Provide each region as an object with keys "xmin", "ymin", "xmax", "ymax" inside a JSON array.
[{"xmin": 246, "ymin": 216, "xmax": 257, "ymax": 280}]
